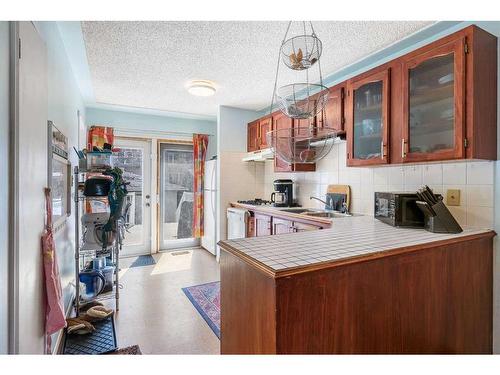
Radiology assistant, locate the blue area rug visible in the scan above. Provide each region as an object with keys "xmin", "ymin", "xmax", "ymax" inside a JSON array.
[
  {"xmin": 182, "ymin": 281, "xmax": 220, "ymax": 339},
  {"xmin": 130, "ymin": 255, "xmax": 156, "ymax": 268}
]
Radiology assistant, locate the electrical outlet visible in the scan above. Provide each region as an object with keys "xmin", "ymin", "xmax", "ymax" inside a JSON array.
[{"xmin": 446, "ymin": 189, "xmax": 461, "ymax": 206}]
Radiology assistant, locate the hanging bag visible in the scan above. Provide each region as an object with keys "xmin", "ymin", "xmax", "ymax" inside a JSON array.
[{"xmin": 41, "ymin": 188, "xmax": 67, "ymax": 354}]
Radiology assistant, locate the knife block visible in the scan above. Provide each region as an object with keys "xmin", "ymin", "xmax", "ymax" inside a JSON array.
[{"xmin": 416, "ymin": 200, "xmax": 463, "ymax": 234}]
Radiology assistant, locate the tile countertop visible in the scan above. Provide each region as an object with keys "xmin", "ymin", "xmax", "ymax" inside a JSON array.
[{"xmin": 218, "ymin": 215, "xmax": 495, "ymax": 276}]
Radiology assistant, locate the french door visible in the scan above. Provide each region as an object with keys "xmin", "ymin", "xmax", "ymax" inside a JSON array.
[
  {"xmin": 158, "ymin": 142, "xmax": 199, "ymax": 250},
  {"xmin": 114, "ymin": 138, "xmax": 152, "ymax": 257}
]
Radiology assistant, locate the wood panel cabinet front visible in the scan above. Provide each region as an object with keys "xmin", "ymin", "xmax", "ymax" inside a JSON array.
[
  {"xmin": 247, "ymin": 216, "xmax": 256, "ymax": 237},
  {"xmin": 292, "ymin": 221, "xmax": 323, "ymax": 232},
  {"xmin": 254, "ymin": 213, "xmax": 272, "ymax": 237},
  {"xmin": 259, "ymin": 117, "xmax": 273, "ymax": 149},
  {"xmin": 401, "ymin": 37, "xmax": 465, "ymax": 162},
  {"xmin": 247, "ymin": 120, "xmax": 259, "ymax": 152},
  {"xmin": 272, "ymin": 112, "xmax": 294, "ymax": 172},
  {"xmin": 346, "ymin": 67, "xmax": 390, "ymax": 166},
  {"xmin": 273, "ymin": 217, "xmax": 294, "ymax": 235},
  {"xmin": 317, "ymin": 84, "xmax": 345, "ymax": 136},
  {"xmin": 272, "ymin": 112, "xmax": 316, "ymax": 173}
]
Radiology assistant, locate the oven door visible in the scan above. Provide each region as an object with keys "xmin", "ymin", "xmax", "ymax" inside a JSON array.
[
  {"xmin": 374, "ymin": 194, "xmax": 395, "ymax": 226},
  {"xmin": 399, "ymin": 197, "xmax": 425, "ymax": 228}
]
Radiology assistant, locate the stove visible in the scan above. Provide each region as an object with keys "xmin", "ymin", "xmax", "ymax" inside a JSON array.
[{"xmin": 237, "ymin": 198, "xmax": 272, "ymax": 206}]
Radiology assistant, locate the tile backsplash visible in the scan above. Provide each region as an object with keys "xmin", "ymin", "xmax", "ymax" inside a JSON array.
[{"xmin": 263, "ymin": 140, "xmax": 495, "ymax": 229}]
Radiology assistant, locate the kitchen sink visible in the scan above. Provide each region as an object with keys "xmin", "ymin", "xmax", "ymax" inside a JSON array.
[
  {"xmin": 279, "ymin": 208, "xmax": 361, "ymax": 218},
  {"xmin": 304, "ymin": 211, "xmax": 357, "ymax": 218},
  {"xmin": 279, "ymin": 208, "xmax": 317, "ymax": 214}
]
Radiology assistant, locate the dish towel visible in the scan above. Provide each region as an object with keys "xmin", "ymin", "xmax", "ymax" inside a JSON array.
[{"xmin": 41, "ymin": 188, "xmax": 66, "ymax": 354}]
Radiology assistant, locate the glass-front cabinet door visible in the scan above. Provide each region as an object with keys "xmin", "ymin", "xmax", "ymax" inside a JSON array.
[
  {"xmin": 347, "ymin": 68, "xmax": 390, "ymax": 166},
  {"xmin": 401, "ymin": 38, "xmax": 465, "ymax": 162}
]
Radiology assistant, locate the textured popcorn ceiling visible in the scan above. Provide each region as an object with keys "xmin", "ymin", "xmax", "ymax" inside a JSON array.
[{"xmin": 82, "ymin": 21, "xmax": 432, "ymax": 116}]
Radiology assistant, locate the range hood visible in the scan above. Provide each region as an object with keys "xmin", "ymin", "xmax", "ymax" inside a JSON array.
[{"xmin": 242, "ymin": 148, "xmax": 275, "ymax": 162}]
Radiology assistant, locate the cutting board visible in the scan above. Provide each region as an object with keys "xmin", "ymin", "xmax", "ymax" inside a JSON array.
[{"xmin": 327, "ymin": 184, "xmax": 351, "ymax": 211}]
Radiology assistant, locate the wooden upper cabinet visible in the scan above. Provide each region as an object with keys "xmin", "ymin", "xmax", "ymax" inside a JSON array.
[
  {"xmin": 401, "ymin": 37, "xmax": 465, "ymax": 162},
  {"xmin": 346, "ymin": 67, "xmax": 390, "ymax": 166},
  {"xmin": 258, "ymin": 116, "xmax": 273, "ymax": 149},
  {"xmin": 273, "ymin": 112, "xmax": 294, "ymax": 172},
  {"xmin": 247, "ymin": 120, "xmax": 259, "ymax": 152},
  {"xmin": 294, "ymin": 117, "xmax": 314, "ymax": 140},
  {"xmin": 398, "ymin": 26, "xmax": 497, "ymax": 163},
  {"xmin": 272, "ymin": 112, "xmax": 316, "ymax": 173},
  {"xmin": 317, "ymin": 84, "xmax": 345, "ymax": 136},
  {"xmin": 247, "ymin": 117, "xmax": 273, "ymax": 152}
]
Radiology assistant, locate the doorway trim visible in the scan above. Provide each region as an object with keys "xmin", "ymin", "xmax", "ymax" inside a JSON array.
[
  {"xmin": 114, "ymin": 136, "xmax": 153, "ymax": 257},
  {"xmin": 113, "ymin": 130, "xmax": 197, "ymax": 254},
  {"xmin": 8, "ymin": 20, "xmax": 19, "ymax": 355}
]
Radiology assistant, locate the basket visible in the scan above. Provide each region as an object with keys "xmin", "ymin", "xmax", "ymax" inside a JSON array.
[
  {"xmin": 281, "ymin": 35, "xmax": 322, "ymax": 71},
  {"xmin": 266, "ymin": 126, "xmax": 338, "ymax": 164},
  {"xmin": 275, "ymin": 83, "xmax": 329, "ymax": 119}
]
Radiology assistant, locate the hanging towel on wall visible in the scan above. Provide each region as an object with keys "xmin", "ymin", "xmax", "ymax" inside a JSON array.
[
  {"xmin": 193, "ymin": 134, "xmax": 208, "ymax": 238},
  {"xmin": 41, "ymin": 188, "xmax": 66, "ymax": 354}
]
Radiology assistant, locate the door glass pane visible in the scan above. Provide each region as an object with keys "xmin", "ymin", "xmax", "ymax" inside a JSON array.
[
  {"xmin": 353, "ymin": 81, "xmax": 383, "ymax": 159},
  {"xmin": 159, "ymin": 143, "xmax": 195, "ymax": 248},
  {"xmin": 113, "ymin": 147, "xmax": 144, "ymax": 246},
  {"xmin": 409, "ymin": 53, "xmax": 455, "ymax": 153}
]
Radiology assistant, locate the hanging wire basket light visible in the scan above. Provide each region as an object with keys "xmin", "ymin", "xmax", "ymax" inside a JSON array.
[
  {"xmin": 267, "ymin": 21, "xmax": 338, "ymax": 164},
  {"xmin": 276, "ymin": 83, "xmax": 329, "ymax": 119},
  {"xmin": 281, "ymin": 35, "xmax": 322, "ymax": 71},
  {"xmin": 266, "ymin": 126, "xmax": 337, "ymax": 164}
]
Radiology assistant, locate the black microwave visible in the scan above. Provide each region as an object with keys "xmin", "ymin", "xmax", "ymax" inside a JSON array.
[{"xmin": 374, "ymin": 192, "xmax": 428, "ymax": 228}]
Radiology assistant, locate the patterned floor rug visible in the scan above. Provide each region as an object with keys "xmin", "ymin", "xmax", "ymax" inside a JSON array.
[
  {"xmin": 106, "ymin": 345, "xmax": 142, "ymax": 355},
  {"xmin": 182, "ymin": 281, "xmax": 220, "ymax": 339}
]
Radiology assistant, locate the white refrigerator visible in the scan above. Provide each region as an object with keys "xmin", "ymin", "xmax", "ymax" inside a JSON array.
[{"xmin": 201, "ymin": 159, "xmax": 217, "ymax": 255}]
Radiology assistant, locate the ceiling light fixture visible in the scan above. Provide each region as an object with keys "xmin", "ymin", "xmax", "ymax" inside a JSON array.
[{"xmin": 187, "ymin": 80, "xmax": 216, "ymax": 97}]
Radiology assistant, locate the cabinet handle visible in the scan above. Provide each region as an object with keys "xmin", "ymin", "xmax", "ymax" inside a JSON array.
[
  {"xmin": 380, "ymin": 141, "xmax": 386, "ymax": 159},
  {"xmin": 401, "ymin": 138, "xmax": 407, "ymax": 158}
]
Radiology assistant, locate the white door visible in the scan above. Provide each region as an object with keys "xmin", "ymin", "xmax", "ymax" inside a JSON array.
[
  {"xmin": 158, "ymin": 142, "xmax": 200, "ymax": 250},
  {"xmin": 114, "ymin": 138, "xmax": 152, "ymax": 257}
]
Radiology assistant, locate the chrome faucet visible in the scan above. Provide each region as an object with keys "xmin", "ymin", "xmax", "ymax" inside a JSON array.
[{"xmin": 309, "ymin": 196, "xmax": 334, "ymax": 211}]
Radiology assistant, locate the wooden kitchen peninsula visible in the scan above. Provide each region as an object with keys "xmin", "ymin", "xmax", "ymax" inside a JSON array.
[{"xmin": 218, "ymin": 216, "xmax": 495, "ymax": 354}]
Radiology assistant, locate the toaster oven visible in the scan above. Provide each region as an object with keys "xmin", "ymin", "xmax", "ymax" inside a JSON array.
[{"xmin": 374, "ymin": 192, "xmax": 426, "ymax": 228}]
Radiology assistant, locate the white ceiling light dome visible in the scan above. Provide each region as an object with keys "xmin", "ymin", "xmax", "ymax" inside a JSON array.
[{"xmin": 186, "ymin": 80, "xmax": 216, "ymax": 97}]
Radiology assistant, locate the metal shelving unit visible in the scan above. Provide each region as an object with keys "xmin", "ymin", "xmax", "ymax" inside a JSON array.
[{"xmin": 73, "ymin": 166, "xmax": 121, "ymax": 316}]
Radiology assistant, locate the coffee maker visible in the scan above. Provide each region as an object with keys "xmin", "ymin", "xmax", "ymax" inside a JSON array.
[{"xmin": 271, "ymin": 179, "xmax": 294, "ymax": 207}]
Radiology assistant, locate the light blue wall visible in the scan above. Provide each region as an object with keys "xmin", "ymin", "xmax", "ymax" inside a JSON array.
[
  {"xmin": 217, "ymin": 105, "xmax": 260, "ymax": 153},
  {"xmin": 0, "ymin": 21, "xmax": 10, "ymax": 355},
  {"xmin": 85, "ymin": 107, "xmax": 218, "ymax": 159},
  {"xmin": 33, "ymin": 22, "xmax": 87, "ymax": 323}
]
